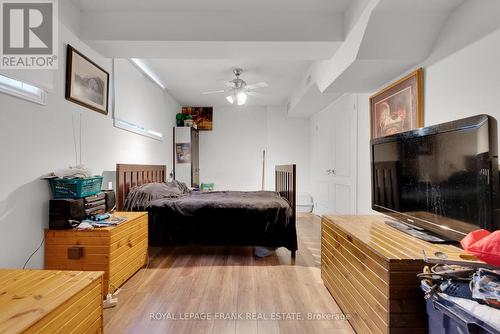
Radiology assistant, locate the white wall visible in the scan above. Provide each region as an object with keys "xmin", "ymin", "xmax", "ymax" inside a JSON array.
[
  {"xmin": 199, "ymin": 106, "xmax": 267, "ymax": 191},
  {"xmin": 266, "ymin": 107, "xmax": 310, "ymax": 198},
  {"xmin": 199, "ymin": 106, "xmax": 310, "ymax": 198},
  {"xmin": 356, "ymin": 93, "xmax": 373, "ymax": 214},
  {"xmin": 114, "ymin": 59, "xmax": 170, "ymax": 136},
  {"xmin": 0, "ymin": 22, "xmax": 179, "ymax": 269},
  {"xmin": 424, "ymin": 28, "xmax": 500, "ymax": 129}
]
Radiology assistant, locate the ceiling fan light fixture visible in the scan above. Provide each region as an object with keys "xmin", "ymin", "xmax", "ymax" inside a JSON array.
[
  {"xmin": 203, "ymin": 68, "xmax": 266, "ymax": 105},
  {"xmin": 237, "ymin": 91, "xmax": 247, "ymax": 105}
]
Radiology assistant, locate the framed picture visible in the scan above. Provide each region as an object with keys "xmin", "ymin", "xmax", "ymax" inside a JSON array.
[
  {"xmin": 370, "ymin": 68, "xmax": 423, "ymax": 139},
  {"xmin": 65, "ymin": 45, "xmax": 109, "ymax": 115},
  {"xmin": 176, "ymin": 143, "xmax": 191, "ymax": 163},
  {"xmin": 182, "ymin": 107, "xmax": 213, "ymax": 131}
]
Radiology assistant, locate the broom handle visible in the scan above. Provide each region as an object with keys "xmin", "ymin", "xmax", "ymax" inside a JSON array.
[{"xmin": 261, "ymin": 150, "xmax": 266, "ymax": 191}]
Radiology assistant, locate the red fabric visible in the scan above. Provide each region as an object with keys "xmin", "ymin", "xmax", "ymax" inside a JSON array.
[
  {"xmin": 461, "ymin": 229, "xmax": 500, "ymax": 266},
  {"xmin": 460, "ymin": 229, "xmax": 491, "ymax": 249}
]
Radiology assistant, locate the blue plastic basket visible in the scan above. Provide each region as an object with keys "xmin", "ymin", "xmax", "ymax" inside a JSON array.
[{"xmin": 49, "ymin": 176, "xmax": 103, "ymax": 199}]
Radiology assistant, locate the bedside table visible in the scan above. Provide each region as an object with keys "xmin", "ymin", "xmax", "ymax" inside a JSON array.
[{"xmin": 45, "ymin": 212, "xmax": 148, "ymax": 295}]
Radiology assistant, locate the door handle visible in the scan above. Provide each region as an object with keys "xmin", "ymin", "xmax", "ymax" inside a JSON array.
[{"xmin": 326, "ymin": 169, "xmax": 336, "ymax": 175}]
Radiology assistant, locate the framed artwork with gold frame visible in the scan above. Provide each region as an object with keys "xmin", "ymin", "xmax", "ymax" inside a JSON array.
[{"xmin": 370, "ymin": 68, "xmax": 423, "ymax": 139}]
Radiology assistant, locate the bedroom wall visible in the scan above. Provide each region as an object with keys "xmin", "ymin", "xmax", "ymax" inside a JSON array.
[
  {"xmin": 198, "ymin": 106, "xmax": 310, "ymax": 199},
  {"xmin": 423, "ymin": 28, "xmax": 500, "ymax": 128},
  {"xmin": 114, "ymin": 59, "xmax": 170, "ymax": 137},
  {"xmin": 199, "ymin": 106, "xmax": 267, "ymax": 191},
  {"xmin": 266, "ymin": 106, "xmax": 310, "ymax": 200},
  {"xmin": 0, "ymin": 8, "xmax": 179, "ymax": 269},
  {"xmin": 356, "ymin": 93, "xmax": 373, "ymax": 214}
]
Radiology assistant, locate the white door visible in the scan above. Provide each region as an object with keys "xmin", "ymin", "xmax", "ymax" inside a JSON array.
[
  {"xmin": 312, "ymin": 107, "xmax": 333, "ymax": 214},
  {"xmin": 312, "ymin": 94, "xmax": 358, "ymax": 215},
  {"xmin": 329, "ymin": 94, "xmax": 358, "ymax": 214}
]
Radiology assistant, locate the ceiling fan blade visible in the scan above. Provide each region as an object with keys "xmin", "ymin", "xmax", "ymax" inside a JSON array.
[
  {"xmin": 202, "ymin": 90, "xmax": 226, "ymax": 95},
  {"xmin": 247, "ymin": 91, "xmax": 264, "ymax": 97},
  {"xmin": 246, "ymin": 82, "xmax": 269, "ymax": 90},
  {"xmin": 224, "ymin": 82, "xmax": 235, "ymax": 88}
]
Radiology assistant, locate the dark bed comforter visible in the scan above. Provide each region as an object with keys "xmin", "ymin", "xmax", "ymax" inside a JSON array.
[{"xmin": 124, "ymin": 184, "xmax": 297, "ymax": 251}]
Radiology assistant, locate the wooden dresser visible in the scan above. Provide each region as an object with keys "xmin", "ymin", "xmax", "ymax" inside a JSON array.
[
  {"xmin": 45, "ymin": 212, "xmax": 148, "ymax": 295},
  {"xmin": 321, "ymin": 215, "xmax": 474, "ymax": 334},
  {"xmin": 0, "ymin": 269, "xmax": 103, "ymax": 334}
]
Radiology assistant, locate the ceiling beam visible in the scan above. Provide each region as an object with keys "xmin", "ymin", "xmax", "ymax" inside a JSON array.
[
  {"xmin": 313, "ymin": 0, "xmax": 465, "ymax": 94},
  {"xmin": 86, "ymin": 41, "xmax": 342, "ymax": 60},
  {"xmin": 80, "ymin": 11, "xmax": 344, "ymax": 42},
  {"xmin": 287, "ymin": 0, "xmax": 466, "ymax": 116}
]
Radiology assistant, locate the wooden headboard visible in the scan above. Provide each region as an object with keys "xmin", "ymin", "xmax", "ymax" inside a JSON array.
[
  {"xmin": 116, "ymin": 164, "xmax": 166, "ymax": 210},
  {"xmin": 275, "ymin": 164, "xmax": 297, "ymax": 221}
]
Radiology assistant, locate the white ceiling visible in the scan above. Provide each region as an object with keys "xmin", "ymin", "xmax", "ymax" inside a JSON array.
[
  {"xmin": 144, "ymin": 59, "xmax": 312, "ymax": 107},
  {"xmin": 71, "ymin": 0, "xmax": 351, "ymax": 13},
  {"xmin": 69, "ymin": 0, "xmax": 347, "ymax": 109}
]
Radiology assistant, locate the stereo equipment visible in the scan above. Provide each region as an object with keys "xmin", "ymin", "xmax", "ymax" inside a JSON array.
[
  {"xmin": 49, "ymin": 191, "xmax": 117, "ymax": 229},
  {"xmin": 49, "ymin": 199, "xmax": 85, "ymax": 230},
  {"xmin": 84, "ymin": 193, "xmax": 106, "ymax": 216}
]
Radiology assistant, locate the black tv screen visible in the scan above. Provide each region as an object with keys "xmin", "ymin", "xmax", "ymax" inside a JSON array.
[{"xmin": 371, "ymin": 114, "xmax": 500, "ymax": 241}]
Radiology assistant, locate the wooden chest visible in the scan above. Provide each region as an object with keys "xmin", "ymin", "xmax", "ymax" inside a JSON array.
[
  {"xmin": 45, "ymin": 212, "xmax": 148, "ymax": 295},
  {"xmin": 321, "ymin": 215, "xmax": 472, "ymax": 334},
  {"xmin": 0, "ymin": 269, "xmax": 103, "ymax": 334}
]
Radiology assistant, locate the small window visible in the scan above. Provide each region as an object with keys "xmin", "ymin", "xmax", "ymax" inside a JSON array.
[{"xmin": 0, "ymin": 74, "xmax": 47, "ymax": 105}]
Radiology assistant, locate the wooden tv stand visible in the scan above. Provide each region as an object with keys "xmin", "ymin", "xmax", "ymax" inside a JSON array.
[{"xmin": 321, "ymin": 215, "xmax": 477, "ymax": 334}]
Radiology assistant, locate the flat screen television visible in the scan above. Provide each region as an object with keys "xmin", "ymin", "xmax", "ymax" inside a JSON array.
[{"xmin": 371, "ymin": 114, "xmax": 500, "ymax": 241}]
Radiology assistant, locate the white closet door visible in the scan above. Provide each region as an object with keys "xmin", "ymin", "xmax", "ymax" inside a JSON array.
[
  {"xmin": 312, "ymin": 108, "xmax": 334, "ymax": 214},
  {"xmin": 329, "ymin": 94, "xmax": 358, "ymax": 214},
  {"xmin": 312, "ymin": 94, "xmax": 358, "ymax": 215}
]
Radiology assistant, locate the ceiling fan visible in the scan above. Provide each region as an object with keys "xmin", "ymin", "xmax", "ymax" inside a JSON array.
[{"xmin": 202, "ymin": 68, "xmax": 269, "ymax": 105}]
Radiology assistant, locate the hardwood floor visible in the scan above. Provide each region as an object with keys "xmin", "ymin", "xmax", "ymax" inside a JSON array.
[{"xmin": 104, "ymin": 213, "xmax": 355, "ymax": 334}]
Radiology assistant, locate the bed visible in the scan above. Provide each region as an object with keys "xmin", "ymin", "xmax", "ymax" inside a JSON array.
[{"xmin": 116, "ymin": 163, "xmax": 297, "ymax": 257}]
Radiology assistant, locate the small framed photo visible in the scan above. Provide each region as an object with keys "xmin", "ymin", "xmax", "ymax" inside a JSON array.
[
  {"xmin": 65, "ymin": 45, "xmax": 109, "ymax": 115},
  {"xmin": 370, "ymin": 68, "xmax": 423, "ymax": 139},
  {"xmin": 176, "ymin": 143, "xmax": 191, "ymax": 163}
]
